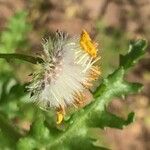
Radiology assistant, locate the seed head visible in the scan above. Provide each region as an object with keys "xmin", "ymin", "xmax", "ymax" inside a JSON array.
[{"xmin": 27, "ymin": 30, "xmax": 101, "ymax": 123}]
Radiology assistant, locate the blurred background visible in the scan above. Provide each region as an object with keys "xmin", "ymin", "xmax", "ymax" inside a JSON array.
[{"xmin": 0, "ymin": 0, "xmax": 150, "ymax": 149}]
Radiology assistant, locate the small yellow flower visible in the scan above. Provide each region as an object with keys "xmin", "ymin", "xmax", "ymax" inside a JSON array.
[{"xmin": 27, "ymin": 30, "xmax": 101, "ymax": 124}]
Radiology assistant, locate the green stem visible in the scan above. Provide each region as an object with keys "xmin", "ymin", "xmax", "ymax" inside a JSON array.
[
  {"xmin": 0, "ymin": 53, "xmax": 44, "ymax": 64},
  {"xmin": 0, "ymin": 114, "xmax": 22, "ymax": 143}
]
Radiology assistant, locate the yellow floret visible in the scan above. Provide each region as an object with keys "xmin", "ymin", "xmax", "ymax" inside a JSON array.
[
  {"xmin": 56, "ymin": 109, "xmax": 64, "ymax": 124},
  {"xmin": 80, "ymin": 30, "xmax": 97, "ymax": 58},
  {"xmin": 56, "ymin": 111, "xmax": 64, "ymax": 124}
]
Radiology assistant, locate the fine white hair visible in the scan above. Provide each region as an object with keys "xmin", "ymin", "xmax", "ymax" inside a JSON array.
[{"xmin": 27, "ymin": 31, "xmax": 100, "ymax": 110}]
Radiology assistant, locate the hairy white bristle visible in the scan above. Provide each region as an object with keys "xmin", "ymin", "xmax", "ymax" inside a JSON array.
[{"xmin": 27, "ymin": 31, "xmax": 100, "ymax": 110}]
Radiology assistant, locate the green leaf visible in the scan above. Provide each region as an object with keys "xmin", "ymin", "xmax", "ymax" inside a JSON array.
[
  {"xmin": 15, "ymin": 39, "xmax": 146, "ymax": 149},
  {"xmin": 16, "ymin": 113, "xmax": 50, "ymax": 150},
  {"xmin": 65, "ymin": 137, "xmax": 109, "ymax": 150},
  {"xmin": 93, "ymin": 68, "xmax": 143, "ymax": 99},
  {"xmin": 120, "ymin": 39, "xmax": 147, "ymax": 69},
  {"xmin": 17, "ymin": 137, "xmax": 36, "ymax": 150},
  {"xmin": 0, "ymin": 73, "xmax": 25, "ymax": 104},
  {"xmin": 0, "ymin": 114, "xmax": 21, "ymax": 145},
  {"xmin": 44, "ymin": 39, "xmax": 146, "ymax": 149},
  {"xmin": 0, "ymin": 11, "xmax": 32, "ymax": 72},
  {"xmin": 88, "ymin": 111, "xmax": 134, "ymax": 129},
  {"xmin": 0, "ymin": 11, "xmax": 32, "ymax": 53},
  {"xmin": 30, "ymin": 114, "xmax": 50, "ymax": 141}
]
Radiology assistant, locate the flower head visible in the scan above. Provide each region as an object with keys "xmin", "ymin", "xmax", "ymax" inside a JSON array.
[{"xmin": 27, "ymin": 30, "xmax": 101, "ymax": 123}]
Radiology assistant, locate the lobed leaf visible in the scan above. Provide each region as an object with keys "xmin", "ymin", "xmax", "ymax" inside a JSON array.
[
  {"xmin": 88, "ymin": 111, "xmax": 135, "ymax": 129},
  {"xmin": 120, "ymin": 39, "xmax": 147, "ymax": 69},
  {"xmin": 15, "ymin": 39, "xmax": 147, "ymax": 149},
  {"xmin": 23, "ymin": 39, "xmax": 146, "ymax": 150}
]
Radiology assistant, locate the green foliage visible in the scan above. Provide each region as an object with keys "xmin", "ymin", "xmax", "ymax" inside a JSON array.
[
  {"xmin": 120, "ymin": 39, "xmax": 147, "ymax": 69},
  {"xmin": 0, "ymin": 11, "xmax": 32, "ymax": 72},
  {"xmin": 0, "ymin": 12, "xmax": 147, "ymax": 149},
  {"xmin": 15, "ymin": 39, "xmax": 147, "ymax": 149},
  {"xmin": 0, "ymin": 10, "xmax": 32, "ymax": 121},
  {"xmin": 17, "ymin": 115, "xmax": 50, "ymax": 150},
  {"xmin": 0, "ymin": 11, "xmax": 31, "ymax": 53},
  {"xmin": 0, "ymin": 73, "xmax": 24, "ymax": 104},
  {"xmin": 0, "ymin": 11, "xmax": 32, "ymax": 149}
]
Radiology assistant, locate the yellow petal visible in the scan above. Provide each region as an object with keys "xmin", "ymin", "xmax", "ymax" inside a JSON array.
[
  {"xmin": 56, "ymin": 111, "xmax": 64, "ymax": 124},
  {"xmin": 80, "ymin": 29, "xmax": 97, "ymax": 58}
]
